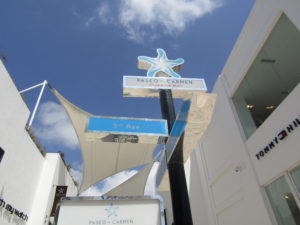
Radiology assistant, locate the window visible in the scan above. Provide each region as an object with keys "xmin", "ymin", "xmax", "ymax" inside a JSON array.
[
  {"xmin": 232, "ymin": 14, "xmax": 300, "ymax": 138},
  {"xmin": 290, "ymin": 167, "xmax": 300, "ymax": 196},
  {"xmin": 0, "ymin": 147, "xmax": 4, "ymax": 163},
  {"xmin": 266, "ymin": 166, "xmax": 300, "ymax": 225}
]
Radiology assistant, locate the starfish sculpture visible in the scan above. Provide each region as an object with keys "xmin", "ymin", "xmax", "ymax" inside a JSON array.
[{"xmin": 138, "ymin": 48, "xmax": 184, "ymax": 78}]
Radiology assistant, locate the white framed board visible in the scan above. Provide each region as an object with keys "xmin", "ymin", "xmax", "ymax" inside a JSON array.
[{"xmin": 54, "ymin": 196, "xmax": 165, "ymax": 225}]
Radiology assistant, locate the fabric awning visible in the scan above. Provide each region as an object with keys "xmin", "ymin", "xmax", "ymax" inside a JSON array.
[
  {"xmin": 104, "ymin": 162, "xmax": 154, "ymax": 196},
  {"xmin": 51, "ymin": 89, "xmax": 158, "ymax": 193},
  {"xmin": 104, "ymin": 152, "xmax": 162, "ymax": 196}
]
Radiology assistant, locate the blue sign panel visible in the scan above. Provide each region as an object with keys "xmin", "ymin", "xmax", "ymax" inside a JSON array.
[{"xmin": 87, "ymin": 117, "xmax": 168, "ymax": 136}]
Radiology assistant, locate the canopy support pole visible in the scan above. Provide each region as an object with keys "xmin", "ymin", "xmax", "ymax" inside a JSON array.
[{"xmin": 19, "ymin": 80, "xmax": 48, "ymax": 128}]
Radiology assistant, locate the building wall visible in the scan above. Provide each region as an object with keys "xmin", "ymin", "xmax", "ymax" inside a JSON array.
[
  {"xmin": 189, "ymin": 78, "xmax": 272, "ymax": 225},
  {"xmin": 188, "ymin": 0, "xmax": 300, "ymax": 224},
  {"xmin": 0, "ymin": 60, "xmax": 77, "ymax": 225},
  {"xmin": 0, "ymin": 60, "xmax": 46, "ymax": 225},
  {"xmin": 185, "ymin": 155, "xmax": 213, "ymax": 225},
  {"xmin": 27, "ymin": 154, "xmax": 78, "ymax": 225},
  {"xmin": 247, "ymin": 84, "xmax": 300, "ymax": 186}
]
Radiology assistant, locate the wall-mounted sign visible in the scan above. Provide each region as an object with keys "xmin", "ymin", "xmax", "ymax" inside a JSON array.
[
  {"xmin": 123, "ymin": 76, "xmax": 207, "ymax": 91},
  {"xmin": 0, "ymin": 198, "xmax": 28, "ymax": 222},
  {"xmin": 51, "ymin": 186, "xmax": 68, "ymax": 216},
  {"xmin": 54, "ymin": 196, "xmax": 165, "ymax": 225},
  {"xmin": 87, "ymin": 117, "xmax": 168, "ymax": 136},
  {"xmin": 255, "ymin": 115, "xmax": 300, "ymax": 160}
]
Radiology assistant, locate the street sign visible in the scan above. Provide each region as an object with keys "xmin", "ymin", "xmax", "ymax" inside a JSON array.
[
  {"xmin": 86, "ymin": 117, "xmax": 168, "ymax": 144},
  {"xmin": 87, "ymin": 117, "xmax": 168, "ymax": 136},
  {"xmin": 156, "ymin": 100, "xmax": 191, "ymax": 187}
]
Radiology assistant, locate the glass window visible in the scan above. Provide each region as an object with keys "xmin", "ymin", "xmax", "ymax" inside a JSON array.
[
  {"xmin": 290, "ymin": 166, "xmax": 300, "ymax": 194},
  {"xmin": 0, "ymin": 147, "xmax": 4, "ymax": 163},
  {"xmin": 266, "ymin": 176, "xmax": 300, "ymax": 225},
  {"xmin": 232, "ymin": 14, "xmax": 300, "ymax": 138}
]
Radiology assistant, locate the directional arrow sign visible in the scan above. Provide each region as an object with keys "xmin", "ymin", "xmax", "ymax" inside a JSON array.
[
  {"xmin": 87, "ymin": 117, "xmax": 168, "ymax": 136},
  {"xmin": 156, "ymin": 100, "xmax": 191, "ymax": 187}
]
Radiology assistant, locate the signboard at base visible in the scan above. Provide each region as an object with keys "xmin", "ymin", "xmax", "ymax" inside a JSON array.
[{"xmin": 55, "ymin": 196, "xmax": 165, "ymax": 225}]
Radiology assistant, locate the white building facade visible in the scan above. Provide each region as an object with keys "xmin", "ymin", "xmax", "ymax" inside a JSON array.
[
  {"xmin": 187, "ymin": 0, "xmax": 300, "ymax": 225},
  {"xmin": 0, "ymin": 60, "xmax": 77, "ymax": 225}
]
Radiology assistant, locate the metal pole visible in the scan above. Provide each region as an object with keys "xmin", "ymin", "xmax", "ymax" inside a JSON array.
[
  {"xmin": 27, "ymin": 80, "xmax": 48, "ymax": 128},
  {"xmin": 159, "ymin": 89, "xmax": 193, "ymax": 225},
  {"xmin": 19, "ymin": 81, "xmax": 46, "ymax": 94}
]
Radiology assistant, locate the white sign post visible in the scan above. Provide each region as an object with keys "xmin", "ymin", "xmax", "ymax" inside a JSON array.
[{"xmin": 122, "ymin": 48, "xmax": 214, "ymax": 225}]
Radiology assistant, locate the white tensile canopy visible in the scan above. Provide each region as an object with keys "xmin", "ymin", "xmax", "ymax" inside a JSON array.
[
  {"xmin": 104, "ymin": 151, "xmax": 162, "ymax": 196},
  {"xmin": 104, "ymin": 162, "xmax": 155, "ymax": 196},
  {"xmin": 51, "ymin": 89, "xmax": 158, "ymax": 193}
]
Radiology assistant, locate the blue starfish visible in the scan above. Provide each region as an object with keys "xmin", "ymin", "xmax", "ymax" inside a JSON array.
[
  {"xmin": 138, "ymin": 48, "xmax": 184, "ymax": 78},
  {"xmin": 105, "ymin": 203, "xmax": 119, "ymax": 218}
]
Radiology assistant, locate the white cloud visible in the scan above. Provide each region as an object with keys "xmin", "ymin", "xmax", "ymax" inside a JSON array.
[
  {"xmin": 97, "ymin": 2, "xmax": 114, "ymax": 24},
  {"xmin": 85, "ymin": 2, "xmax": 114, "ymax": 27},
  {"xmin": 85, "ymin": 16, "xmax": 96, "ymax": 27},
  {"xmin": 35, "ymin": 101, "xmax": 79, "ymax": 150},
  {"xmin": 90, "ymin": 0, "xmax": 221, "ymax": 43},
  {"xmin": 70, "ymin": 168, "xmax": 83, "ymax": 184},
  {"xmin": 72, "ymin": 7, "xmax": 81, "ymax": 18},
  {"xmin": 70, "ymin": 163, "xmax": 83, "ymax": 185}
]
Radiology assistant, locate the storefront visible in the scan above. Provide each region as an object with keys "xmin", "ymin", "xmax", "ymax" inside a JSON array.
[{"xmin": 187, "ymin": 1, "xmax": 300, "ymax": 225}]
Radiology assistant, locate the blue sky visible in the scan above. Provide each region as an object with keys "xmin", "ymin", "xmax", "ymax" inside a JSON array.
[{"xmin": 0, "ymin": 0, "xmax": 254, "ymax": 193}]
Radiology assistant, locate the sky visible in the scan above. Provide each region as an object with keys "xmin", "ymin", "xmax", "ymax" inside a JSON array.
[{"xmin": 0, "ymin": 0, "xmax": 255, "ymax": 194}]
